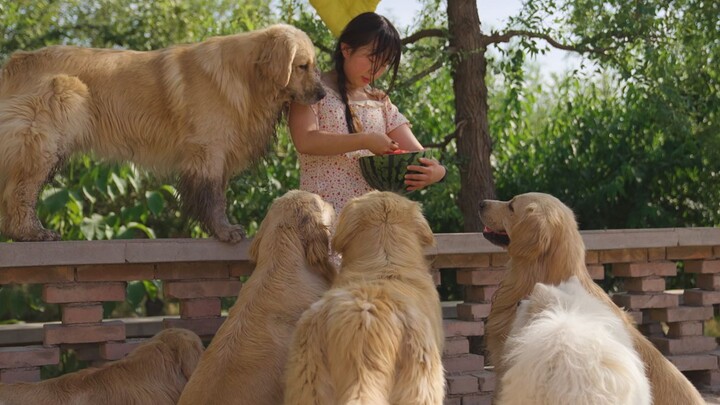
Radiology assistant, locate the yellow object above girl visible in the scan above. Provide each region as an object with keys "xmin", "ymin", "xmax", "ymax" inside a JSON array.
[{"xmin": 309, "ymin": 0, "xmax": 381, "ymax": 37}]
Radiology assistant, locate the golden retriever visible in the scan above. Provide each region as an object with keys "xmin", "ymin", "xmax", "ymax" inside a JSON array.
[
  {"xmin": 497, "ymin": 276, "xmax": 651, "ymax": 405},
  {"xmin": 177, "ymin": 190, "xmax": 336, "ymax": 405},
  {"xmin": 284, "ymin": 191, "xmax": 445, "ymax": 405},
  {"xmin": 0, "ymin": 328, "xmax": 203, "ymax": 405},
  {"xmin": 0, "ymin": 24, "xmax": 325, "ymax": 242},
  {"xmin": 480, "ymin": 192, "xmax": 704, "ymax": 405}
]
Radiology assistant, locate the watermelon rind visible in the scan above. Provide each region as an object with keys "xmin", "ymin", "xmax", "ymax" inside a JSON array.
[{"xmin": 358, "ymin": 150, "xmax": 428, "ymax": 194}]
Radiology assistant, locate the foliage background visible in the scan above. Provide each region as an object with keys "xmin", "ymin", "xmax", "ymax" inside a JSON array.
[{"xmin": 0, "ymin": 0, "xmax": 717, "ymax": 322}]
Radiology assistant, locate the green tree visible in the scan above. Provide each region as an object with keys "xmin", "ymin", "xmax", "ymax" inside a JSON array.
[
  {"xmin": 364, "ymin": 0, "xmax": 719, "ymax": 231},
  {"xmin": 494, "ymin": 71, "xmax": 720, "ymax": 229},
  {"xmin": 490, "ymin": 0, "xmax": 720, "ymax": 228}
]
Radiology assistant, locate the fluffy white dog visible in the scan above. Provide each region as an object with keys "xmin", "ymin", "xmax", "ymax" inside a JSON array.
[{"xmin": 496, "ymin": 276, "xmax": 651, "ymax": 405}]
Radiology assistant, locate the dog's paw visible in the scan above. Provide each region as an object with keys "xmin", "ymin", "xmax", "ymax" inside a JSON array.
[{"xmin": 214, "ymin": 225, "xmax": 246, "ymax": 244}]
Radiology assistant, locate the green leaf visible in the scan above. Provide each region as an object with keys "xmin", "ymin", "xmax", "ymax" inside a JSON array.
[
  {"xmin": 42, "ymin": 188, "xmax": 70, "ymax": 212},
  {"xmin": 116, "ymin": 223, "xmax": 156, "ymax": 239},
  {"xmin": 143, "ymin": 280, "xmax": 160, "ymax": 300},
  {"xmin": 126, "ymin": 281, "xmax": 146, "ymax": 310},
  {"xmin": 146, "ymin": 191, "xmax": 165, "ymax": 216}
]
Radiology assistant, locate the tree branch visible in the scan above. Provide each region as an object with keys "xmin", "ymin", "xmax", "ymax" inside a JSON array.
[
  {"xmin": 402, "ymin": 28, "xmax": 446, "ymax": 45},
  {"xmin": 424, "ymin": 120, "xmax": 466, "ymax": 149},
  {"xmin": 315, "ymin": 42, "xmax": 333, "ymax": 55},
  {"xmin": 398, "ymin": 58, "xmax": 446, "ymax": 88},
  {"xmin": 481, "ymin": 29, "xmax": 593, "ymax": 53}
]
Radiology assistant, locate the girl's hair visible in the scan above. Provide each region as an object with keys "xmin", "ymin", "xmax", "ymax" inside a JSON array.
[{"xmin": 333, "ymin": 12, "xmax": 402, "ymax": 133}]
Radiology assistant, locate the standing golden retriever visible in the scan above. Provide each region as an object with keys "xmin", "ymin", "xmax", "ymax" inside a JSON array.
[
  {"xmin": 480, "ymin": 192, "xmax": 704, "ymax": 405},
  {"xmin": 284, "ymin": 191, "xmax": 445, "ymax": 405},
  {"xmin": 178, "ymin": 190, "xmax": 336, "ymax": 405},
  {"xmin": 497, "ymin": 276, "xmax": 651, "ymax": 405},
  {"xmin": 0, "ymin": 328, "xmax": 204, "ymax": 405},
  {"xmin": 0, "ymin": 24, "xmax": 325, "ymax": 242}
]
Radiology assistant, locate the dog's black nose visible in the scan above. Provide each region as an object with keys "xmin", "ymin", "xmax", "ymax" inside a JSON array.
[{"xmin": 478, "ymin": 200, "xmax": 487, "ymax": 211}]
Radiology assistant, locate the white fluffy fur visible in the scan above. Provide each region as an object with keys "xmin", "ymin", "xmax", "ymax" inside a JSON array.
[{"xmin": 497, "ymin": 277, "xmax": 651, "ymax": 405}]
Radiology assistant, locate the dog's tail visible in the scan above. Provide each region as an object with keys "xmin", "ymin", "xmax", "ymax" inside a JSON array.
[{"xmin": 324, "ymin": 289, "xmax": 403, "ymax": 405}]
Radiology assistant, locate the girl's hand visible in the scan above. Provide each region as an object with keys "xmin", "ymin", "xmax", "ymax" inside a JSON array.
[
  {"xmin": 405, "ymin": 158, "xmax": 446, "ymax": 191},
  {"xmin": 364, "ymin": 132, "xmax": 399, "ymax": 155}
]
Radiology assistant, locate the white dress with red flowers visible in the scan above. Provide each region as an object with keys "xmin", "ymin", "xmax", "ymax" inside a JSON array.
[{"xmin": 298, "ymin": 85, "xmax": 409, "ymax": 216}]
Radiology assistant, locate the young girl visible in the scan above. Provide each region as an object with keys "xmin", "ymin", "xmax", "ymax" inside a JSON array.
[{"xmin": 288, "ymin": 12, "xmax": 446, "ymax": 216}]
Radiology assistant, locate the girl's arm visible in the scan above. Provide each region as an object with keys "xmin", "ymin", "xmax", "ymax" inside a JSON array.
[
  {"xmin": 388, "ymin": 123, "xmax": 447, "ymax": 191},
  {"xmin": 289, "ymin": 102, "xmax": 399, "ymax": 156},
  {"xmin": 387, "ymin": 123, "xmax": 423, "ymax": 151}
]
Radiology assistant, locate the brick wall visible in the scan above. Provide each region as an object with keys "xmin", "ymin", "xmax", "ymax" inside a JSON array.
[{"xmin": 1, "ymin": 229, "xmax": 719, "ymax": 404}]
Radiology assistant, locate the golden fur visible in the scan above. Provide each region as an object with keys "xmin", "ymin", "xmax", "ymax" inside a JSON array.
[
  {"xmin": 480, "ymin": 192, "xmax": 704, "ymax": 405},
  {"xmin": 0, "ymin": 24, "xmax": 325, "ymax": 242},
  {"xmin": 0, "ymin": 328, "xmax": 204, "ymax": 405},
  {"xmin": 178, "ymin": 190, "xmax": 336, "ymax": 405},
  {"xmin": 284, "ymin": 191, "xmax": 445, "ymax": 405}
]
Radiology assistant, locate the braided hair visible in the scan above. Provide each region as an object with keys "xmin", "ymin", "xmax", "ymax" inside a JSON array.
[{"xmin": 333, "ymin": 12, "xmax": 402, "ymax": 134}]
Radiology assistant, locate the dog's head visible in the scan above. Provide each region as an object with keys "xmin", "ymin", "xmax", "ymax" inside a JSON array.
[
  {"xmin": 478, "ymin": 192, "xmax": 580, "ymax": 259},
  {"xmin": 332, "ymin": 191, "xmax": 435, "ymax": 259},
  {"xmin": 259, "ymin": 24, "xmax": 325, "ymax": 104},
  {"xmin": 249, "ymin": 190, "xmax": 335, "ymax": 282}
]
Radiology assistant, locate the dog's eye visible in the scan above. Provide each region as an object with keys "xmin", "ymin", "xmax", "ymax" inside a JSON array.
[{"xmin": 298, "ymin": 64, "xmax": 309, "ymax": 71}]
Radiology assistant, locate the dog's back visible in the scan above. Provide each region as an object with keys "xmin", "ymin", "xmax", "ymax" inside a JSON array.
[
  {"xmin": 0, "ymin": 25, "xmax": 325, "ymax": 243},
  {"xmin": 1, "ymin": 46, "xmax": 146, "ymax": 92},
  {"xmin": 178, "ymin": 190, "xmax": 336, "ymax": 404},
  {"xmin": 497, "ymin": 277, "xmax": 651, "ymax": 405},
  {"xmin": 284, "ymin": 191, "xmax": 445, "ymax": 405},
  {"xmin": 0, "ymin": 328, "xmax": 203, "ymax": 405}
]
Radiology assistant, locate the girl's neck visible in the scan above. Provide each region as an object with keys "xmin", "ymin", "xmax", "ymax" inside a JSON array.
[{"xmin": 324, "ymin": 70, "xmax": 373, "ymax": 101}]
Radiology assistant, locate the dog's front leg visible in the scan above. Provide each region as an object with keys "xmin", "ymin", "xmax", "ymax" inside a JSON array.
[
  {"xmin": 177, "ymin": 174, "xmax": 245, "ymax": 243},
  {"xmin": 1, "ymin": 175, "xmax": 61, "ymax": 242}
]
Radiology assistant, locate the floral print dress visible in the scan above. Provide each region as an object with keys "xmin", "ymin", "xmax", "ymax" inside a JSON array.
[{"xmin": 298, "ymin": 84, "xmax": 409, "ymax": 216}]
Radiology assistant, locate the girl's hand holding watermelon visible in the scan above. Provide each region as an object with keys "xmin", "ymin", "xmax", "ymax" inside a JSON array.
[{"xmin": 405, "ymin": 158, "xmax": 447, "ymax": 191}]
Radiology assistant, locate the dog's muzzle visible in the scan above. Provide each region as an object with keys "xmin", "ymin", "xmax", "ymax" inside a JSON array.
[{"xmin": 482, "ymin": 226, "xmax": 510, "ymax": 248}]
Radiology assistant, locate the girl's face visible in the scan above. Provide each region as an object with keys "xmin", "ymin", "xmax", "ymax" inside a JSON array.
[{"xmin": 341, "ymin": 43, "xmax": 389, "ymax": 89}]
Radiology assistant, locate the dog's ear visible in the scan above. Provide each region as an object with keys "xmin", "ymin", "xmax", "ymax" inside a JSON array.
[
  {"xmin": 176, "ymin": 335, "xmax": 203, "ymax": 381},
  {"xmin": 508, "ymin": 202, "xmax": 552, "ymax": 258},
  {"xmin": 152, "ymin": 329, "xmax": 204, "ymax": 382},
  {"xmin": 299, "ymin": 211, "xmax": 336, "ymax": 283},
  {"xmin": 529, "ymin": 282, "xmax": 560, "ymax": 310},
  {"xmin": 413, "ymin": 204, "xmax": 436, "ymax": 248},
  {"xmin": 559, "ymin": 276, "xmax": 586, "ymax": 295},
  {"xmin": 261, "ymin": 28, "xmax": 297, "ymax": 88}
]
